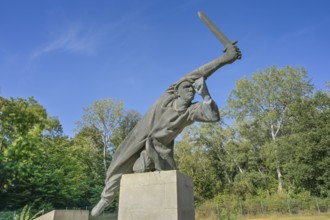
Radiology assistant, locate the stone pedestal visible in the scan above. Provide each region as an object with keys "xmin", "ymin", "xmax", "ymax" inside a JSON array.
[
  {"xmin": 34, "ymin": 210, "xmax": 89, "ymax": 220},
  {"xmin": 118, "ymin": 170, "xmax": 195, "ymax": 220}
]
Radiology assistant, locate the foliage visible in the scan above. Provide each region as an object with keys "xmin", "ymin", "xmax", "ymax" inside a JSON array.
[
  {"xmin": 0, "ymin": 97, "xmax": 65, "ymax": 209},
  {"xmin": 0, "ymin": 211, "xmax": 14, "ymax": 220},
  {"xmin": 75, "ymin": 98, "xmax": 125, "ymax": 175},
  {"xmin": 17, "ymin": 205, "xmax": 43, "ymax": 220},
  {"xmin": 197, "ymin": 192, "xmax": 329, "ymax": 218},
  {"xmin": 280, "ymin": 90, "xmax": 330, "ymax": 197},
  {"xmin": 0, "ymin": 97, "xmax": 98, "ymax": 210},
  {"xmin": 72, "ymin": 126, "xmax": 105, "ymax": 205},
  {"xmin": 227, "ymin": 66, "xmax": 313, "ymax": 192},
  {"xmin": 74, "ymin": 99, "xmax": 140, "ymax": 178},
  {"xmin": 111, "ymin": 110, "xmax": 141, "ymax": 150},
  {"xmin": 175, "ymin": 126, "xmax": 222, "ymax": 204}
]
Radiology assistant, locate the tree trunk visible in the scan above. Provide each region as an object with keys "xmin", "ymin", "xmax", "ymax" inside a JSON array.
[
  {"xmin": 102, "ymin": 135, "xmax": 108, "ymax": 176},
  {"xmin": 271, "ymin": 123, "xmax": 283, "ymax": 193},
  {"xmin": 277, "ymin": 165, "xmax": 283, "ymax": 192},
  {"xmin": 221, "ymin": 145, "xmax": 244, "ymax": 173},
  {"xmin": 103, "ymin": 145, "xmax": 107, "ymax": 176}
]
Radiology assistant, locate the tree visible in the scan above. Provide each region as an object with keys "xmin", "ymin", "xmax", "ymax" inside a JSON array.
[
  {"xmin": 279, "ymin": 89, "xmax": 330, "ymax": 197},
  {"xmin": 111, "ymin": 110, "xmax": 141, "ymax": 150},
  {"xmin": 76, "ymin": 98, "xmax": 124, "ymax": 175},
  {"xmin": 175, "ymin": 126, "xmax": 222, "ymax": 203},
  {"xmin": 0, "ymin": 97, "xmax": 101, "ymax": 210},
  {"xmin": 0, "ymin": 97, "xmax": 55, "ymax": 208},
  {"xmin": 26, "ymin": 135, "xmax": 88, "ymax": 209},
  {"xmin": 0, "ymin": 97, "xmax": 81, "ymax": 209},
  {"xmin": 227, "ymin": 66, "xmax": 313, "ymax": 192},
  {"xmin": 72, "ymin": 126, "xmax": 106, "ymax": 204}
]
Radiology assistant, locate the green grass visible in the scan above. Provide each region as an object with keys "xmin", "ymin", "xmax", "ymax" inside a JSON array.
[
  {"xmin": 240, "ymin": 213, "xmax": 330, "ymax": 220},
  {"xmin": 195, "ymin": 213, "xmax": 330, "ymax": 220}
]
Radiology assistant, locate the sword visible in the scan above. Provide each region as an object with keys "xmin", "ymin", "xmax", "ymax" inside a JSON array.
[{"xmin": 198, "ymin": 11, "xmax": 236, "ymax": 51}]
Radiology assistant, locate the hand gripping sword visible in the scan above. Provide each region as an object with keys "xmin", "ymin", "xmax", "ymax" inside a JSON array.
[{"xmin": 198, "ymin": 11, "xmax": 237, "ymax": 51}]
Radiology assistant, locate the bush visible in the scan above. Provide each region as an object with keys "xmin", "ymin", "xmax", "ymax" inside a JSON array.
[
  {"xmin": 0, "ymin": 211, "xmax": 14, "ymax": 220},
  {"xmin": 196, "ymin": 192, "xmax": 329, "ymax": 218}
]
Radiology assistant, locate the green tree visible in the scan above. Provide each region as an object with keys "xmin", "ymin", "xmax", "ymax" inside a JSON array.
[
  {"xmin": 190, "ymin": 118, "xmax": 271, "ymax": 199},
  {"xmin": 198, "ymin": 122, "xmax": 245, "ymax": 180},
  {"xmin": 0, "ymin": 97, "xmax": 55, "ymax": 208},
  {"xmin": 0, "ymin": 97, "xmax": 95, "ymax": 210},
  {"xmin": 279, "ymin": 89, "xmax": 330, "ymax": 197},
  {"xmin": 0, "ymin": 97, "xmax": 77, "ymax": 209},
  {"xmin": 72, "ymin": 126, "xmax": 105, "ymax": 205},
  {"xmin": 227, "ymin": 66, "xmax": 313, "ymax": 192},
  {"xmin": 175, "ymin": 126, "xmax": 221, "ymax": 203},
  {"xmin": 76, "ymin": 98, "xmax": 124, "ymax": 175},
  {"xmin": 111, "ymin": 110, "xmax": 141, "ymax": 150}
]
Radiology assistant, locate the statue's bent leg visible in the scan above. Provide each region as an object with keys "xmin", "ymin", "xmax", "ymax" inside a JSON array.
[
  {"xmin": 133, "ymin": 150, "xmax": 155, "ymax": 173},
  {"xmin": 148, "ymin": 138, "xmax": 177, "ymax": 171}
]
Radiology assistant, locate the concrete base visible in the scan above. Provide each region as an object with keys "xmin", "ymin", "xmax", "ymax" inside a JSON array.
[
  {"xmin": 118, "ymin": 170, "xmax": 195, "ymax": 220},
  {"xmin": 34, "ymin": 210, "xmax": 89, "ymax": 220}
]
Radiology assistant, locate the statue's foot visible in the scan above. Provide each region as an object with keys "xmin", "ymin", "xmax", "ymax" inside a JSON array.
[{"xmin": 91, "ymin": 198, "xmax": 109, "ymax": 216}]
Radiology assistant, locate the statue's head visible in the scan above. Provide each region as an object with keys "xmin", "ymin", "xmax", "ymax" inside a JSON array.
[{"xmin": 175, "ymin": 81, "xmax": 195, "ymax": 103}]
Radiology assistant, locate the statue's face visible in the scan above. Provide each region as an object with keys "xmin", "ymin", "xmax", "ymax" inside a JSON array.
[{"xmin": 177, "ymin": 81, "xmax": 195, "ymax": 103}]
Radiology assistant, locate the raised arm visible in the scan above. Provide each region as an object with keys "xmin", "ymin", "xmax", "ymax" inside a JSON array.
[{"xmin": 178, "ymin": 43, "xmax": 241, "ymax": 83}]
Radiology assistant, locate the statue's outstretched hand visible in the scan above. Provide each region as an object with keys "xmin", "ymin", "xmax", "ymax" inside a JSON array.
[{"xmin": 223, "ymin": 42, "xmax": 242, "ymax": 64}]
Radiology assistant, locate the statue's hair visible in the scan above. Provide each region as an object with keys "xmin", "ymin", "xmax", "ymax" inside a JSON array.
[
  {"xmin": 162, "ymin": 78, "xmax": 195, "ymax": 109},
  {"xmin": 166, "ymin": 78, "xmax": 195, "ymax": 96}
]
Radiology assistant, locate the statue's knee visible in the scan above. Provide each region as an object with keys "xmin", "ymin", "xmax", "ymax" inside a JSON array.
[{"xmin": 133, "ymin": 150, "xmax": 155, "ymax": 173}]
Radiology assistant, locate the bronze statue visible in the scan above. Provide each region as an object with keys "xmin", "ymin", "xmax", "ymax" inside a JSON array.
[{"xmin": 91, "ymin": 11, "xmax": 241, "ymax": 216}]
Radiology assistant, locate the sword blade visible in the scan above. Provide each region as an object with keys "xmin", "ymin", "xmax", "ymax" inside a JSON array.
[{"xmin": 198, "ymin": 11, "xmax": 232, "ymax": 47}]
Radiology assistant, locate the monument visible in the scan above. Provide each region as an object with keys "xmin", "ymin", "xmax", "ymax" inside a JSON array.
[{"xmin": 91, "ymin": 11, "xmax": 241, "ymax": 218}]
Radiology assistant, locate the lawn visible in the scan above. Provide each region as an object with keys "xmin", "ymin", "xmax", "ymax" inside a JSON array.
[
  {"xmin": 240, "ymin": 213, "xmax": 330, "ymax": 220},
  {"xmin": 196, "ymin": 213, "xmax": 329, "ymax": 220}
]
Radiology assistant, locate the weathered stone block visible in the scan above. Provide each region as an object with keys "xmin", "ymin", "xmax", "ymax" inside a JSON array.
[
  {"xmin": 34, "ymin": 210, "xmax": 89, "ymax": 220},
  {"xmin": 118, "ymin": 170, "xmax": 195, "ymax": 220}
]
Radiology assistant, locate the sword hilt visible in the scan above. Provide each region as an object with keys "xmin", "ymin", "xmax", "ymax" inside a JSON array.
[{"xmin": 223, "ymin": 40, "xmax": 238, "ymax": 53}]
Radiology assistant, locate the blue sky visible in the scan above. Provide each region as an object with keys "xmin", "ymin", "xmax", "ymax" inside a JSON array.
[{"xmin": 1, "ymin": 0, "xmax": 329, "ymax": 137}]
